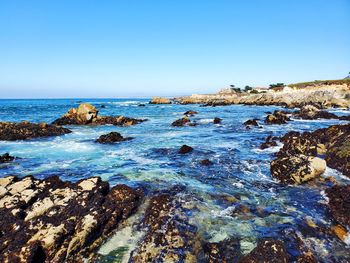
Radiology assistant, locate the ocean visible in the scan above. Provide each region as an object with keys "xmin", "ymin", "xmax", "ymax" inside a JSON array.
[{"xmin": 0, "ymin": 98, "xmax": 349, "ymax": 261}]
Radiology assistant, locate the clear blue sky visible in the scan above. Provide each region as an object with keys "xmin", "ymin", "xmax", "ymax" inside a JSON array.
[{"xmin": 0, "ymin": 0, "xmax": 349, "ymax": 98}]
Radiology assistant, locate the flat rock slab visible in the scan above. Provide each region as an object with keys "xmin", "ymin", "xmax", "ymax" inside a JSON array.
[{"xmin": 0, "ymin": 175, "xmax": 143, "ymax": 262}]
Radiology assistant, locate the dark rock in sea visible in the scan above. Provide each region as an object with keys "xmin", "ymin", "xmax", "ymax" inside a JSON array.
[
  {"xmin": 200, "ymin": 159, "xmax": 212, "ymax": 166},
  {"xmin": 239, "ymin": 239, "xmax": 288, "ymax": 263},
  {"xmin": 0, "ymin": 121, "xmax": 71, "ymax": 141},
  {"xmin": 96, "ymin": 132, "xmax": 132, "ymax": 144},
  {"xmin": 260, "ymin": 135, "xmax": 278, "ymax": 149},
  {"xmin": 0, "ymin": 175, "xmax": 143, "ymax": 262},
  {"xmin": 100, "ymin": 105, "xmax": 106, "ymax": 108},
  {"xmin": 178, "ymin": 145, "xmax": 193, "ymax": 154},
  {"xmin": 129, "ymin": 194, "xmax": 198, "ymax": 262},
  {"xmin": 244, "ymin": 119, "xmax": 259, "ymax": 126},
  {"xmin": 326, "ymin": 185, "xmax": 350, "ymax": 227},
  {"xmin": 0, "ymin": 153, "xmax": 15, "ymax": 163},
  {"xmin": 203, "ymin": 238, "xmax": 240, "ymax": 263},
  {"xmin": 184, "ymin": 110, "xmax": 198, "ymax": 116},
  {"xmin": 52, "ymin": 103, "xmax": 145, "ymax": 126},
  {"xmin": 265, "ymin": 110, "xmax": 290, "ymax": 125},
  {"xmin": 138, "ymin": 104, "xmax": 146, "ymax": 107},
  {"xmin": 171, "ymin": 117, "xmax": 194, "ymax": 127},
  {"xmin": 213, "ymin": 117, "xmax": 222, "ymax": 124}
]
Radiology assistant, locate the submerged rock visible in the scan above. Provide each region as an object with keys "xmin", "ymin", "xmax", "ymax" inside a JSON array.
[
  {"xmin": 203, "ymin": 238, "xmax": 240, "ymax": 263},
  {"xmin": 239, "ymin": 239, "xmax": 288, "ymax": 263},
  {"xmin": 244, "ymin": 119, "xmax": 259, "ymax": 127},
  {"xmin": 0, "ymin": 175, "xmax": 143, "ymax": 262},
  {"xmin": 0, "ymin": 121, "xmax": 71, "ymax": 141},
  {"xmin": 271, "ymin": 154, "xmax": 326, "ymax": 184},
  {"xmin": 326, "ymin": 185, "xmax": 350, "ymax": 227},
  {"xmin": 178, "ymin": 145, "xmax": 193, "ymax": 154},
  {"xmin": 200, "ymin": 159, "xmax": 212, "ymax": 166},
  {"xmin": 96, "ymin": 132, "xmax": 133, "ymax": 144},
  {"xmin": 260, "ymin": 135, "xmax": 278, "ymax": 149},
  {"xmin": 52, "ymin": 103, "xmax": 145, "ymax": 126},
  {"xmin": 149, "ymin": 97, "xmax": 171, "ymax": 104},
  {"xmin": 213, "ymin": 117, "xmax": 222, "ymax": 124},
  {"xmin": 0, "ymin": 153, "xmax": 15, "ymax": 163},
  {"xmin": 171, "ymin": 117, "xmax": 192, "ymax": 127},
  {"xmin": 184, "ymin": 110, "xmax": 198, "ymax": 116}
]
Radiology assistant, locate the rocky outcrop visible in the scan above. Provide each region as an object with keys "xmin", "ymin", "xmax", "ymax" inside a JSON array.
[
  {"xmin": 176, "ymin": 79, "xmax": 350, "ymax": 108},
  {"xmin": 271, "ymin": 124, "xmax": 350, "ymax": 183},
  {"xmin": 239, "ymin": 239, "xmax": 288, "ymax": 263},
  {"xmin": 200, "ymin": 159, "xmax": 212, "ymax": 166},
  {"xmin": 129, "ymin": 193, "xmax": 199, "ymax": 262},
  {"xmin": 171, "ymin": 117, "xmax": 194, "ymax": 127},
  {"xmin": 293, "ymin": 105, "xmax": 340, "ymax": 120},
  {"xmin": 96, "ymin": 132, "xmax": 133, "ymax": 144},
  {"xmin": 203, "ymin": 238, "xmax": 240, "ymax": 263},
  {"xmin": 52, "ymin": 103, "xmax": 145, "ymax": 126},
  {"xmin": 271, "ymin": 155, "xmax": 326, "ymax": 184},
  {"xmin": 149, "ymin": 97, "xmax": 172, "ymax": 104},
  {"xmin": 0, "ymin": 121, "xmax": 71, "ymax": 141},
  {"xmin": 326, "ymin": 185, "xmax": 350, "ymax": 228},
  {"xmin": 178, "ymin": 145, "xmax": 193, "ymax": 154},
  {"xmin": 0, "ymin": 175, "xmax": 143, "ymax": 263},
  {"xmin": 265, "ymin": 111, "xmax": 290, "ymax": 125},
  {"xmin": 0, "ymin": 153, "xmax": 16, "ymax": 163}
]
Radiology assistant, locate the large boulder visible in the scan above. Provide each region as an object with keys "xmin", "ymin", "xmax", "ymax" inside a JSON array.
[
  {"xmin": 0, "ymin": 176, "xmax": 143, "ymax": 262},
  {"xmin": 171, "ymin": 117, "xmax": 193, "ymax": 127},
  {"xmin": 52, "ymin": 103, "xmax": 145, "ymax": 126},
  {"xmin": 294, "ymin": 105, "xmax": 340, "ymax": 120},
  {"xmin": 0, "ymin": 121, "xmax": 71, "ymax": 141},
  {"xmin": 271, "ymin": 155, "xmax": 326, "ymax": 184},
  {"xmin": 178, "ymin": 145, "xmax": 193, "ymax": 154}
]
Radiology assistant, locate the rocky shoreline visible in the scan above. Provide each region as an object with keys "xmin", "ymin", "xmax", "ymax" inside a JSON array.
[
  {"xmin": 0, "ymin": 100, "xmax": 350, "ymax": 262},
  {"xmin": 150, "ymin": 79, "xmax": 350, "ymax": 109}
]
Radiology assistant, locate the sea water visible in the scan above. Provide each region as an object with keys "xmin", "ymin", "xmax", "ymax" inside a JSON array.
[{"xmin": 0, "ymin": 99, "xmax": 349, "ymax": 261}]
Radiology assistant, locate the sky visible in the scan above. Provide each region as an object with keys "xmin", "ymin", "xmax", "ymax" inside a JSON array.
[{"xmin": 0, "ymin": 0, "xmax": 349, "ymax": 98}]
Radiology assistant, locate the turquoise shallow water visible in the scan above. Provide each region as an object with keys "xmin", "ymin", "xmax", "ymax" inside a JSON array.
[{"xmin": 0, "ymin": 99, "xmax": 349, "ymax": 261}]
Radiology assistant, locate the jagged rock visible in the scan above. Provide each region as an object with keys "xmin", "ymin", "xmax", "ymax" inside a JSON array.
[
  {"xmin": 129, "ymin": 194, "xmax": 198, "ymax": 262},
  {"xmin": 200, "ymin": 159, "xmax": 212, "ymax": 166},
  {"xmin": 171, "ymin": 117, "xmax": 192, "ymax": 127},
  {"xmin": 260, "ymin": 135, "xmax": 278, "ymax": 149},
  {"xmin": 265, "ymin": 111, "xmax": 290, "ymax": 125},
  {"xmin": 326, "ymin": 185, "xmax": 350, "ymax": 227},
  {"xmin": 52, "ymin": 103, "xmax": 145, "ymax": 126},
  {"xmin": 244, "ymin": 119, "xmax": 259, "ymax": 126},
  {"xmin": 271, "ymin": 154, "xmax": 326, "ymax": 184},
  {"xmin": 0, "ymin": 175, "xmax": 143, "ymax": 262},
  {"xmin": 213, "ymin": 117, "xmax": 222, "ymax": 124},
  {"xmin": 239, "ymin": 239, "xmax": 288, "ymax": 263},
  {"xmin": 184, "ymin": 110, "xmax": 198, "ymax": 116},
  {"xmin": 178, "ymin": 145, "xmax": 193, "ymax": 154},
  {"xmin": 149, "ymin": 97, "xmax": 171, "ymax": 104},
  {"xmin": 0, "ymin": 121, "xmax": 71, "ymax": 141},
  {"xmin": 96, "ymin": 132, "xmax": 132, "ymax": 144},
  {"xmin": 0, "ymin": 153, "xmax": 15, "ymax": 163}
]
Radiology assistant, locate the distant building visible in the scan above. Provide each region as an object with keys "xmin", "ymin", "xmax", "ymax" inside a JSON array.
[{"xmin": 218, "ymin": 87, "xmax": 239, "ymax": 95}]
